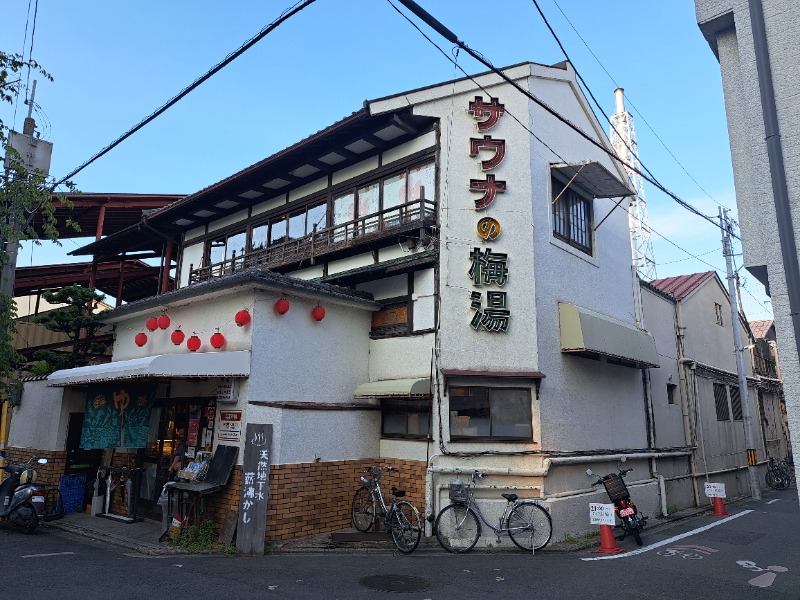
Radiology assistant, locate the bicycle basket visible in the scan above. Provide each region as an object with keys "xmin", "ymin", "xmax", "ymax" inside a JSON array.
[
  {"xmin": 449, "ymin": 481, "xmax": 470, "ymax": 503},
  {"xmin": 601, "ymin": 473, "xmax": 630, "ymax": 502}
]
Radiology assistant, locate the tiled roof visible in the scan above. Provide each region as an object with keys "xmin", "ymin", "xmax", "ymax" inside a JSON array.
[
  {"xmin": 649, "ymin": 271, "xmax": 717, "ymax": 301},
  {"xmin": 749, "ymin": 319, "xmax": 774, "ymax": 340}
]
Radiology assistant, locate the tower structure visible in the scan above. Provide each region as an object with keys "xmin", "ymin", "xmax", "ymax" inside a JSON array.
[{"xmin": 610, "ymin": 88, "xmax": 657, "ymax": 281}]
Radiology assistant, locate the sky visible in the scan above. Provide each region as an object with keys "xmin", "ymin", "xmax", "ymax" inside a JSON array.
[{"xmin": 2, "ymin": 0, "xmax": 774, "ymax": 321}]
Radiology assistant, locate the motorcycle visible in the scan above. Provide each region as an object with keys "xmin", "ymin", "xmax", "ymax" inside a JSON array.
[
  {"xmin": 587, "ymin": 460, "xmax": 647, "ymax": 546},
  {"xmin": 0, "ymin": 452, "xmax": 49, "ymax": 533}
]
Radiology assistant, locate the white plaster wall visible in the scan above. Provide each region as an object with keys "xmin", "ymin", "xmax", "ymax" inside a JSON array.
[
  {"xmin": 252, "ymin": 196, "xmax": 286, "ymax": 216},
  {"xmin": 286, "ymin": 265, "xmax": 324, "ymax": 280},
  {"xmin": 379, "ymin": 439, "xmax": 429, "ymax": 462},
  {"xmin": 9, "ymin": 380, "xmax": 72, "ymax": 451},
  {"xmin": 208, "ymin": 209, "xmax": 249, "ymax": 233},
  {"xmin": 332, "ymin": 157, "xmax": 379, "ymax": 186},
  {"xmin": 288, "ymin": 177, "xmax": 327, "ymax": 202},
  {"xmin": 357, "ymin": 274, "xmax": 407, "ymax": 300},
  {"xmin": 382, "ymin": 131, "xmax": 436, "ymax": 166},
  {"xmin": 327, "ymin": 252, "xmax": 375, "ymax": 276},
  {"xmin": 112, "ymin": 290, "xmax": 255, "ymax": 361},
  {"xmin": 276, "ymin": 409, "xmax": 380, "ymax": 464},
  {"xmin": 179, "ymin": 242, "xmax": 204, "ymax": 289},
  {"xmin": 368, "ymin": 333, "xmax": 434, "ymax": 381},
  {"xmin": 413, "ymin": 269, "xmax": 436, "ymax": 331}
]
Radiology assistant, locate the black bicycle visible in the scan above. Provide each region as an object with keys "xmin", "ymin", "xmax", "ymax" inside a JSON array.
[{"xmin": 765, "ymin": 457, "xmax": 793, "ymax": 490}]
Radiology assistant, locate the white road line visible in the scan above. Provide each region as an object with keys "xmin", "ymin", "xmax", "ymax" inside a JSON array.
[
  {"xmin": 21, "ymin": 551, "xmax": 76, "ymax": 559},
  {"xmin": 581, "ymin": 510, "xmax": 753, "ymax": 561},
  {"xmin": 766, "ymin": 499, "xmax": 780, "ymax": 505}
]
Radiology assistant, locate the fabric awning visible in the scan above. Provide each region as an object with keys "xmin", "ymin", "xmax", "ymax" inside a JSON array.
[
  {"xmin": 354, "ymin": 378, "xmax": 431, "ymax": 398},
  {"xmin": 47, "ymin": 351, "xmax": 251, "ymax": 387},
  {"xmin": 558, "ymin": 303, "xmax": 659, "ymax": 369},
  {"xmin": 551, "ymin": 161, "xmax": 634, "ymax": 199}
]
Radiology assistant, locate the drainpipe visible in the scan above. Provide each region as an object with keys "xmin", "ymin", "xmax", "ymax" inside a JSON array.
[{"xmin": 748, "ymin": 0, "xmax": 800, "ymax": 496}]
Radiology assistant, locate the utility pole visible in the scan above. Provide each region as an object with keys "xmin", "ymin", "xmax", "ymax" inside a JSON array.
[{"xmin": 720, "ymin": 206, "xmax": 761, "ymax": 500}]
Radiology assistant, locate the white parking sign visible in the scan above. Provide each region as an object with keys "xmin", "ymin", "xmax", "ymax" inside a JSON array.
[
  {"xmin": 589, "ymin": 503, "xmax": 616, "ymax": 525},
  {"xmin": 705, "ymin": 482, "xmax": 726, "ymax": 498}
]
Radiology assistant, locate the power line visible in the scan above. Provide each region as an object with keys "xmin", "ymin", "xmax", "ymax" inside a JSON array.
[
  {"xmin": 53, "ymin": 0, "xmax": 318, "ymax": 187},
  {"xmin": 393, "ymin": 0, "xmax": 737, "ymax": 240}
]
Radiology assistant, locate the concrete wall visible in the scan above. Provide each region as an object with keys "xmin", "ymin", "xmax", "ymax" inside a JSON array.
[{"xmin": 9, "ymin": 380, "xmax": 83, "ymax": 452}]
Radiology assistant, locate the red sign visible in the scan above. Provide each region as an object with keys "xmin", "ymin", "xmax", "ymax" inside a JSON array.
[
  {"xmin": 220, "ymin": 410, "xmax": 242, "ymax": 422},
  {"xmin": 187, "ymin": 418, "xmax": 200, "ymax": 446}
]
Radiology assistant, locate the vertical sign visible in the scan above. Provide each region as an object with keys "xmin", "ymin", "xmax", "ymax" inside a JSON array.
[{"xmin": 236, "ymin": 423, "xmax": 272, "ymax": 556}]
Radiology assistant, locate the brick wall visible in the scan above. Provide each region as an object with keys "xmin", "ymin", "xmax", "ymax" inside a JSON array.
[
  {"xmin": 198, "ymin": 458, "xmax": 426, "ymax": 543},
  {"xmin": 4, "ymin": 447, "xmax": 67, "ymax": 490}
]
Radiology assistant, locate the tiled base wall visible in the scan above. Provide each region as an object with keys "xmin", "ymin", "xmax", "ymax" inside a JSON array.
[{"xmin": 3, "ymin": 447, "xmax": 67, "ymax": 490}]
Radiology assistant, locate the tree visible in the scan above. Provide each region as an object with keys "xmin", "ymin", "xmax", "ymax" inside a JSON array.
[
  {"xmin": 1, "ymin": 51, "xmax": 77, "ymax": 395},
  {"xmin": 32, "ymin": 285, "xmax": 109, "ymax": 373}
]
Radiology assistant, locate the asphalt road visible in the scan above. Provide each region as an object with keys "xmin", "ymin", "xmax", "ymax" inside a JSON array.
[{"xmin": 2, "ymin": 487, "xmax": 798, "ymax": 599}]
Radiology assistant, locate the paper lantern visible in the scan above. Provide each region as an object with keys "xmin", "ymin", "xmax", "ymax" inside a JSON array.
[
  {"xmin": 210, "ymin": 332, "xmax": 226, "ymax": 349},
  {"xmin": 145, "ymin": 317, "xmax": 158, "ymax": 331},
  {"xmin": 157, "ymin": 315, "xmax": 171, "ymax": 329},
  {"xmin": 187, "ymin": 335, "xmax": 201, "ymax": 352},
  {"xmin": 235, "ymin": 310, "xmax": 251, "ymax": 327},
  {"xmin": 170, "ymin": 330, "xmax": 185, "ymax": 345},
  {"xmin": 311, "ymin": 306, "xmax": 326, "ymax": 321},
  {"xmin": 134, "ymin": 332, "xmax": 148, "ymax": 347},
  {"xmin": 274, "ymin": 298, "xmax": 290, "ymax": 315}
]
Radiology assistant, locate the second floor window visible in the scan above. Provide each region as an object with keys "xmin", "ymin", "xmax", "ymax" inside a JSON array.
[{"xmin": 552, "ymin": 177, "xmax": 593, "ymax": 255}]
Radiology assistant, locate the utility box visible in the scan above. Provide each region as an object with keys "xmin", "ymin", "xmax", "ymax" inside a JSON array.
[{"xmin": 5, "ymin": 130, "xmax": 52, "ymax": 175}]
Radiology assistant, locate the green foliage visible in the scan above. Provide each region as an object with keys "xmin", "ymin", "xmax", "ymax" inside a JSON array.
[
  {"xmin": 32, "ymin": 285, "xmax": 109, "ymax": 371},
  {"xmin": 170, "ymin": 519, "xmax": 218, "ymax": 553}
]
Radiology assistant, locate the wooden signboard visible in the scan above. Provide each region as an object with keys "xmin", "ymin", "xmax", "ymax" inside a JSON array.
[{"xmin": 236, "ymin": 423, "xmax": 272, "ymax": 555}]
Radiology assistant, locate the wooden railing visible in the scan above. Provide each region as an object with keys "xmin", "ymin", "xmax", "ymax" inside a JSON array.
[{"xmin": 189, "ymin": 198, "xmax": 436, "ymax": 284}]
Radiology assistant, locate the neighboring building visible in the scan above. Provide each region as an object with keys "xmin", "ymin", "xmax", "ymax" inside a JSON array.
[
  {"xmin": 14, "ymin": 61, "xmax": 778, "ymax": 546},
  {"xmin": 642, "ymin": 271, "xmax": 788, "ymax": 509},
  {"xmin": 696, "ymin": 0, "xmax": 800, "ymax": 488}
]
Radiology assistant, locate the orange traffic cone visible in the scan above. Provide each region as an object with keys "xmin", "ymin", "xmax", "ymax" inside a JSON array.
[
  {"xmin": 593, "ymin": 524, "xmax": 625, "ymax": 554},
  {"xmin": 711, "ymin": 497, "xmax": 729, "ymax": 516}
]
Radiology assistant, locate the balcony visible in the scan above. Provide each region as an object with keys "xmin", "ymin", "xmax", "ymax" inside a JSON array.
[{"xmin": 188, "ymin": 198, "xmax": 436, "ymax": 284}]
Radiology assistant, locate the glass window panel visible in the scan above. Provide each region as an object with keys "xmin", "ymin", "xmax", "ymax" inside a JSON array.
[
  {"xmin": 288, "ymin": 211, "xmax": 305, "ymax": 240},
  {"xmin": 307, "ymin": 202, "xmax": 327, "ymax": 233},
  {"xmin": 489, "ymin": 388, "xmax": 532, "ymax": 438},
  {"xmin": 270, "ymin": 217, "xmax": 287, "ymax": 245},
  {"xmin": 358, "ymin": 182, "xmax": 380, "ymax": 217},
  {"xmin": 383, "ymin": 173, "xmax": 407, "ymax": 209},
  {"xmin": 383, "ymin": 408, "xmax": 407, "ymax": 436},
  {"xmin": 226, "ymin": 231, "xmax": 246, "ymax": 260},
  {"xmin": 449, "ymin": 387, "xmax": 490, "ymax": 438},
  {"xmin": 208, "ymin": 237, "xmax": 225, "ymax": 265},
  {"xmin": 409, "ymin": 162, "xmax": 435, "ymax": 202},
  {"xmin": 333, "ymin": 192, "xmax": 355, "ymax": 225},
  {"xmin": 251, "ymin": 224, "xmax": 269, "ymax": 251}
]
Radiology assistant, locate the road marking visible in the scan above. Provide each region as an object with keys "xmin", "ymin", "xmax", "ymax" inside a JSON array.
[
  {"xmin": 766, "ymin": 499, "xmax": 780, "ymax": 505},
  {"xmin": 21, "ymin": 552, "xmax": 76, "ymax": 558},
  {"xmin": 581, "ymin": 510, "xmax": 753, "ymax": 561}
]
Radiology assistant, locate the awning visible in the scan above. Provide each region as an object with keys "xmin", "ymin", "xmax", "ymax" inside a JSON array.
[
  {"xmin": 551, "ymin": 161, "xmax": 634, "ymax": 199},
  {"xmin": 47, "ymin": 351, "xmax": 251, "ymax": 387},
  {"xmin": 354, "ymin": 378, "xmax": 431, "ymax": 398},
  {"xmin": 558, "ymin": 303, "xmax": 659, "ymax": 369}
]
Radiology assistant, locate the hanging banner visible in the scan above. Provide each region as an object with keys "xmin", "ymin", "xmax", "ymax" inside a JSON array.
[{"xmin": 80, "ymin": 382, "xmax": 156, "ymax": 449}]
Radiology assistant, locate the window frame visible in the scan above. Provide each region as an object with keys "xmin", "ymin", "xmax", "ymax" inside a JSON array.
[
  {"xmin": 713, "ymin": 382, "xmax": 730, "ymax": 421},
  {"xmin": 380, "ymin": 397, "xmax": 431, "ymax": 440},
  {"xmin": 551, "ymin": 176, "xmax": 593, "ymax": 255},
  {"xmin": 448, "ymin": 386, "xmax": 533, "ymax": 441}
]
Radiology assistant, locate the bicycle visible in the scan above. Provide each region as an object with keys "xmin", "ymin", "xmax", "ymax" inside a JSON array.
[
  {"xmin": 433, "ymin": 470, "xmax": 552, "ymax": 554},
  {"xmin": 351, "ymin": 466, "xmax": 422, "ymax": 554},
  {"xmin": 765, "ymin": 457, "xmax": 793, "ymax": 490}
]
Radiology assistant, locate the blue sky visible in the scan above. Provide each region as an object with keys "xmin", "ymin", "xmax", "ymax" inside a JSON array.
[{"xmin": 3, "ymin": 0, "xmax": 773, "ymax": 321}]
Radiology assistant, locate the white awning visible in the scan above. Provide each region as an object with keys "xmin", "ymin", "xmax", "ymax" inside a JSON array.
[
  {"xmin": 47, "ymin": 351, "xmax": 251, "ymax": 387},
  {"xmin": 558, "ymin": 303, "xmax": 659, "ymax": 369},
  {"xmin": 354, "ymin": 378, "xmax": 431, "ymax": 398}
]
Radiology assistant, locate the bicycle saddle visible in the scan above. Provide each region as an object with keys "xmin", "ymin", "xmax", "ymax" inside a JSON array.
[
  {"xmin": 391, "ymin": 487, "xmax": 406, "ymax": 497},
  {"xmin": 501, "ymin": 493, "xmax": 518, "ymax": 502}
]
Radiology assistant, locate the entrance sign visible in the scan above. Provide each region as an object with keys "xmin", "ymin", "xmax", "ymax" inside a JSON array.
[
  {"xmin": 705, "ymin": 482, "xmax": 726, "ymax": 498},
  {"xmin": 218, "ymin": 410, "xmax": 242, "ymax": 442},
  {"xmin": 589, "ymin": 503, "xmax": 616, "ymax": 525},
  {"xmin": 236, "ymin": 423, "xmax": 272, "ymax": 555}
]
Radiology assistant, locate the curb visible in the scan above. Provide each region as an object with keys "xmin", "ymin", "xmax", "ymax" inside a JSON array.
[{"xmin": 44, "ymin": 521, "xmax": 186, "ymax": 556}]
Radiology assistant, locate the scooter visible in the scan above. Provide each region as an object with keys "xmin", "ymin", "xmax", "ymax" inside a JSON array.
[
  {"xmin": 0, "ymin": 452, "xmax": 49, "ymax": 533},
  {"xmin": 587, "ymin": 460, "xmax": 647, "ymax": 546}
]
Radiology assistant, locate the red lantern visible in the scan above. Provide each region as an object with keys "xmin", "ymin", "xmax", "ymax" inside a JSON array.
[
  {"xmin": 274, "ymin": 298, "xmax": 290, "ymax": 315},
  {"xmin": 145, "ymin": 317, "xmax": 158, "ymax": 331},
  {"xmin": 235, "ymin": 310, "xmax": 251, "ymax": 327},
  {"xmin": 170, "ymin": 330, "xmax": 185, "ymax": 345},
  {"xmin": 210, "ymin": 332, "xmax": 226, "ymax": 349},
  {"xmin": 187, "ymin": 335, "xmax": 201, "ymax": 352},
  {"xmin": 311, "ymin": 306, "xmax": 326, "ymax": 321},
  {"xmin": 157, "ymin": 315, "xmax": 171, "ymax": 329},
  {"xmin": 135, "ymin": 332, "xmax": 148, "ymax": 347}
]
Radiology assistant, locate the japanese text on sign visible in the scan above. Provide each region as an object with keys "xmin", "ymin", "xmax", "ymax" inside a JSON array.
[
  {"xmin": 589, "ymin": 503, "xmax": 616, "ymax": 525},
  {"xmin": 704, "ymin": 482, "xmax": 726, "ymax": 498}
]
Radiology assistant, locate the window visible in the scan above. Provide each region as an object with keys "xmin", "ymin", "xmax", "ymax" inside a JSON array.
[
  {"xmin": 307, "ymin": 202, "xmax": 327, "ymax": 233},
  {"xmin": 730, "ymin": 386, "xmax": 743, "ymax": 421},
  {"xmin": 448, "ymin": 387, "xmax": 532, "ymax": 440},
  {"xmin": 381, "ymin": 398, "xmax": 430, "ymax": 439},
  {"xmin": 714, "ymin": 302, "xmax": 724, "ymax": 326},
  {"xmin": 226, "ymin": 231, "xmax": 246, "ymax": 260},
  {"xmin": 667, "ymin": 383, "xmax": 677, "ymax": 405},
  {"xmin": 552, "ymin": 177, "xmax": 592, "ymax": 254},
  {"xmin": 371, "ymin": 298, "xmax": 409, "ymax": 338},
  {"xmin": 713, "ymin": 382, "xmax": 730, "ymax": 421},
  {"xmin": 208, "ymin": 236, "xmax": 226, "ymax": 265}
]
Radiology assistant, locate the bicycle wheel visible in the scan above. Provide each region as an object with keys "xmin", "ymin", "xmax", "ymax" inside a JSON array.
[
  {"xmin": 389, "ymin": 501, "xmax": 421, "ymax": 554},
  {"xmin": 351, "ymin": 487, "xmax": 375, "ymax": 532},
  {"xmin": 507, "ymin": 501, "xmax": 552, "ymax": 552},
  {"xmin": 435, "ymin": 504, "xmax": 480, "ymax": 553},
  {"xmin": 766, "ymin": 470, "xmax": 785, "ymax": 490}
]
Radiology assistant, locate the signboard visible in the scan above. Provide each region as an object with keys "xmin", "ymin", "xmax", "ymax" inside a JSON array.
[
  {"xmin": 80, "ymin": 382, "xmax": 155, "ymax": 449},
  {"xmin": 705, "ymin": 482, "xmax": 726, "ymax": 498},
  {"xmin": 589, "ymin": 503, "xmax": 616, "ymax": 526},
  {"xmin": 217, "ymin": 378, "xmax": 237, "ymax": 404},
  {"xmin": 218, "ymin": 410, "xmax": 242, "ymax": 442},
  {"xmin": 236, "ymin": 423, "xmax": 272, "ymax": 556}
]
